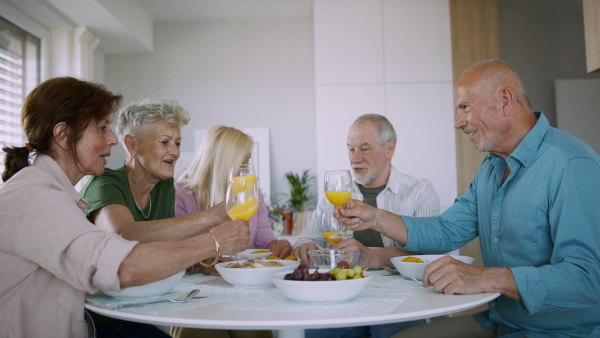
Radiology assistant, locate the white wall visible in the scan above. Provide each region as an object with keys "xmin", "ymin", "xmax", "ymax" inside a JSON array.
[{"xmin": 104, "ymin": 18, "xmax": 316, "ymax": 203}]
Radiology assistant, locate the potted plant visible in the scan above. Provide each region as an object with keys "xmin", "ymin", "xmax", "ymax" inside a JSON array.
[
  {"xmin": 265, "ymin": 196, "xmax": 288, "ymax": 236},
  {"xmin": 284, "ymin": 169, "xmax": 315, "ymax": 212},
  {"xmin": 284, "ymin": 169, "xmax": 315, "ymax": 235}
]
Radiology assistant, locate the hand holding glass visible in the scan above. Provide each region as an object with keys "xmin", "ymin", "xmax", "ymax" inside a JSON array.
[
  {"xmin": 225, "ymin": 181, "xmax": 258, "ymax": 221},
  {"xmin": 324, "ymin": 170, "xmax": 353, "ymax": 239}
]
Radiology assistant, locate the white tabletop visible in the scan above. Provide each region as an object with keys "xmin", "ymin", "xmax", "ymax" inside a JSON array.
[{"xmin": 86, "ymin": 271, "xmax": 499, "ymax": 338}]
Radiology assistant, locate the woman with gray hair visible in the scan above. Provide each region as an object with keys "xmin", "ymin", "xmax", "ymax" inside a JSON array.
[{"xmin": 80, "ymin": 98, "xmax": 236, "ymax": 336}]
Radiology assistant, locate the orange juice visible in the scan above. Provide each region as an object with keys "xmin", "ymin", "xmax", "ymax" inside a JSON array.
[
  {"xmin": 227, "ymin": 196, "xmax": 258, "ymax": 221},
  {"xmin": 325, "ymin": 191, "xmax": 352, "ymax": 208},
  {"xmin": 322, "ymin": 231, "xmax": 342, "ymax": 244},
  {"xmin": 231, "ymin": 175, "xmax": 257, "ymax": 184}
]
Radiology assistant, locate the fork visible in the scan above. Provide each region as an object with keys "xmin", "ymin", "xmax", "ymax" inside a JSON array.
[{"xmin": 114, "ymin": 289, "xmax": 201, "ymax": 310}]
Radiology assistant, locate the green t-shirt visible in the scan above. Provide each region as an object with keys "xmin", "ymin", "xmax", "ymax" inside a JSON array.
[
  {"xmin": 80, "ymin": 164, "xmax": 175, "ymax": 222},
  {"xmin": 353, "ymin": 184, "xmax": 386, "ymax": 248},
  {"xmin": 79, "ymin": 164, "xmax": 175, "ymax": 325}
]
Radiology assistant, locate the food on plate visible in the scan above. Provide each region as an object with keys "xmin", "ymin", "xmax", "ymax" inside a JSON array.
[
  {"xmin": 283, "ymin": 256, "xmax": 297, "ymax": 261},
  {"xmin": 251, "ymin": 249, "xmax": 269, "ymax": 254},
  {"xmin": 225, "ymin": 259, "xmax": 285, "ymax": 269},
  {"xmin": 283, "ymin": 264, "xmax": 366, "ymax": 281},
  {"xmin": 265, "ymin": 255, "xmax": 279, "ymax": 260},
  {"xmin": 402, "ymin": 256, "xmax": 425, "ymax": 263}
]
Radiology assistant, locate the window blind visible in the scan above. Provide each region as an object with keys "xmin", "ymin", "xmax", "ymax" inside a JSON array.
[{"xmin": 0, "ymin": 16, "xmax": 40, "ymax": 183}]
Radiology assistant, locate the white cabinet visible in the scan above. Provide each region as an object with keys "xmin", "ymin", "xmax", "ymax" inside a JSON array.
[
  {"xmin": 314, "ymin": 0, "xmax": 457, "ymax": 208},
  {"xmin": 314, "ymin": 0, "xmax": 384, "ymax": 85}
]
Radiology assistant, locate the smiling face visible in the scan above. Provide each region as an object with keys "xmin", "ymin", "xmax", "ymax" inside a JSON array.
[
  {"xmin": 132, "ymin": 120, "xmax": 181, "ymax": 181},
  {"xmin": 347, "ymin": 121, "xmax": 394, "ymax": 188},
  {"xmin": 454, "ymin": 71, "xmax": 507, "ymax": 156},
  {"xmin": 75, "ymin": 116, "xmax": 118, "ymax": 177}
]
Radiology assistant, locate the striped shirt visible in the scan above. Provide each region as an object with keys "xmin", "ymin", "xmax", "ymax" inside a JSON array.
[{"xmin": 294, "ymin": 166, "xmax": 440, "ymax": 249}]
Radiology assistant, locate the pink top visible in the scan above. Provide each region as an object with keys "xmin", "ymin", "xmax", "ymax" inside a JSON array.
[{"xmin": 175, "ymin": 181, "xmax": 277, "ymax": 249}]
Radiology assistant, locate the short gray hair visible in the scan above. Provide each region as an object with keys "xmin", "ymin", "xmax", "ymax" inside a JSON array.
[
  {"xmin": 116, "ymin": 98, "xmax": 190, "ymax": 141},
  {"xmin": 351, "ymin": 114, "xmax": 397, "ymax": 146}
]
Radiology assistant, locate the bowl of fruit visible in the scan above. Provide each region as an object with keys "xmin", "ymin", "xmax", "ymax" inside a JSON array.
[
  {"xmin": 307, "ymin": 249, "xmax": 362, "ymax": 270},
  {"xmin": 390, "ymin": 255, "xmax": 475, "ymax": 280},
  {"xmin": 271, "ymin": 262, "xmax": 371, "ymax": 303}
]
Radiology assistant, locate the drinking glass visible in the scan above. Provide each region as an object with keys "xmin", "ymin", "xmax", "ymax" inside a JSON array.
[
  {"xmin": 225, "ymin": 181, "xmax": 258, "ymax": 221},
  {"xmin": 324, "ymin": 170, "xmax": 353, "ymax": 239},
  {"xmin": 321, "ymin": 212, "xmax": 344, "ymax": 245},
  {"xmin": 228, "ymin": 163, "xmax": 257, "ymax": 184}
]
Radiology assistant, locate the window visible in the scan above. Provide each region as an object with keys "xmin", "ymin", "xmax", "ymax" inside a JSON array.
[{"xmin": 0, "ymin": 16, "xmax": 40, "ymax": 181}]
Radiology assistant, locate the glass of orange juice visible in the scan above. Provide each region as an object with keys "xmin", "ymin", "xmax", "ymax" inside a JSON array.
[
  {"xmin": 228, "ymin": 163, "xmax": 257, "ymax": 185},
  {"xmin": 321, "ymin": 212, "xmax": 345, "ymax": 244},
  {"xmin": 225, "ymin": 181, "xmax": 258, "ymax": 221},
  {"xmin": 324, "ymin": 170, "xmax": 353, "ymax": 240}
]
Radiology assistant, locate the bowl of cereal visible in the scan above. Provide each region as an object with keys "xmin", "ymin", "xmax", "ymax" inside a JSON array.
[{"xmin": 215, "ymin": 259, "xmax": 298, "ymax": 288}]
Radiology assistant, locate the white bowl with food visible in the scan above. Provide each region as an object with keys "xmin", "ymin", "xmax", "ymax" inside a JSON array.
[
  {"xmin": 236, "ymin": 249, "xmax": 273, "ymax": 259},
  {"xmin": 271, "ymin": 269, "xmax": 372, "ymax": 303},
  {"xmin": 215, "ymin": 259, "xmax": 298, "ymax": 288},
  {"xmin": 390, "ymin": 255, "xmax": 475, "ymax": 280},
  {"xmin": 102, "ymin": 270, "xmax": 185, "ymax": 298}
]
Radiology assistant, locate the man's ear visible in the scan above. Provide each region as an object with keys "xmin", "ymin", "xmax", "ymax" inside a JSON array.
[
  {"xmin": 386, "ymin": 139, "xmax": 396, "ymax": 160},
  {"xmin": 499, "ymin": 87, "xmax": 514, "ymax": 116},
  {"xmin": 53, "ymin": 122, "xmax": 70, "ymax": 150}
]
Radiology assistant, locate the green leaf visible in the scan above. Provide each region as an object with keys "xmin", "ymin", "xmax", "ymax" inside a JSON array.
[{"xmin": 284, "ymin": 169, "xmax": 315, "ymax": 212}]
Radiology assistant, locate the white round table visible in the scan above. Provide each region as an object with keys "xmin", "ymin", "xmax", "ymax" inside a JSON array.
[{"xmin": 86, "ymin": 271, "xmax": 499, "ymax": 338}]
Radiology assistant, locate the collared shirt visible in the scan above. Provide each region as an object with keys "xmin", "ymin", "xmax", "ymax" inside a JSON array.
[
  {"xmin": 294, "ymin": 166, "xmax": 440, "ymax": 250},
  {"xmin": 402, "ymin": 113, "xmax": 600, "ymax": 337},
  {"xmin": 0, "ymin": 155, "xmax": 137, "ymax": 337}
]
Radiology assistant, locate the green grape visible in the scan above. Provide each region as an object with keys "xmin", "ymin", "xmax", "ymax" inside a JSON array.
[
  {"xmin": 354, "ymin": 266, "xmax": 363, "ymax": 275},
  {"xmin": 347, "ymin": 268, "xmax": 355, "ymax": 278},
  {"xmin": 335, "ymin": 270, "xmax": 347, "ymax": 280},
  {"xmin": 353, "ymin": 274, "xmax": 362, "ymax": 279}
]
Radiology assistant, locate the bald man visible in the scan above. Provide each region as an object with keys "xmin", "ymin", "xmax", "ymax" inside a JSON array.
[{"xmin": 337, "ymin": 60, "xmax": 600, "ymax": 337}]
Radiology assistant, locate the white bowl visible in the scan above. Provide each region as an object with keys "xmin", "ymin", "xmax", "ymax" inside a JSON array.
[
  {"xmin": 102, "ymin": 271, "xmax": 185, "ymax": 298},
  {"xmin": 237, "ymin": 249, "xmax": 273, "ymax": 259},
  {"xmin": 390, "ymin": 255, "xmax": 475, "ymax": 280},
  {"xmin": 271, "ymin": 270, "xmax": 372, "ymax": 303},
  {"xmin": 215, "ymin": 260, "xmax": 298, "ymax": 288}
]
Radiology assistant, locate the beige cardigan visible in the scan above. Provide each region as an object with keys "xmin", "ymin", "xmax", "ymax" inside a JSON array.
[{"xmin": 0, "ymin": 155, "xmax": 137, "ymax": 337}]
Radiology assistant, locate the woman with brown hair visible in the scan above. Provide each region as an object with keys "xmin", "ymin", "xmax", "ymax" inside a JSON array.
[{"xmin": 0, "ymin": 77, "xmax": 249, "ymax": 337}]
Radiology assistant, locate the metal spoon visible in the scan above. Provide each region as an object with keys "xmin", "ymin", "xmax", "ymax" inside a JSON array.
[{"xmin": 114, "ymin": 289, "xmax": 201, "ymax": 310}]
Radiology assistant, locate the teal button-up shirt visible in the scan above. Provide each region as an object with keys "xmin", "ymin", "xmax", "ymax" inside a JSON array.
[{"xmin": 402, "ymin": 113, "xmax": 600, "ymax": 337}]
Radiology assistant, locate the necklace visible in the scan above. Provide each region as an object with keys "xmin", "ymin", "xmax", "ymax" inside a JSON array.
[{"xmin": 135, "ymin": 195, "xmax": 152, "ymax": 219}]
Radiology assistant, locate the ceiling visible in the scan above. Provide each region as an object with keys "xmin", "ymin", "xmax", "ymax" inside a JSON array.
[
  {"xmin": 137, "ymin": 0, "xmax": 313, "ymax": 22},
  {"xmin": 5, "ymin": 0, "xmax": 581, "ymax": 55}
]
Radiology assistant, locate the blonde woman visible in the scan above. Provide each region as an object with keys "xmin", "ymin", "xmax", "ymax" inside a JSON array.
[{"xmin": 176, "ymin": 125, "xmax": 292, "ymax": 267}]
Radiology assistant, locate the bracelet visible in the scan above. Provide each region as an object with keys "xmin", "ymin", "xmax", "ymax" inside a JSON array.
[{"xmin": 199, "ymin": 233, "xmax": 220, "ymax": 267}]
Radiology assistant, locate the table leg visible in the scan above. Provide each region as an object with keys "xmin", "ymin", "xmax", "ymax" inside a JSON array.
[{"xmin": 277, "ymin": 328, "xmax": 304, "ymax": 338}]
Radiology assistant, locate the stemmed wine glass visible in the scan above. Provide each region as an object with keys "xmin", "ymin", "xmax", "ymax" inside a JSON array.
[
  {"xmin": 225, "ymin": 181, "xmax": 259, "ymax": 221},
  {"xmin": 323, "ymin": 170, "xmax": 353, "ymax": 240},
  {"xmin": 228, "ymin": 163, "xmax": 257, "ymax": 184},
  {"xmin": 321, "ymin": 212, "xmax": 345, "ymax": 245}
]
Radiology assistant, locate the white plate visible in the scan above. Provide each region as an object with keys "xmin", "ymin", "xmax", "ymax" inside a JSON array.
[
  {"xmin": 102, "ymin": 271, "xmax": 185, "ymax": 298},
  {"xmin": 215, "ymin": 260, "xmax": 298, "ymax": 288},
  {"xmin": 236, "ymin": 249, "xmax": 273, "ymax": 259},
  {"xmin": 271, "ymin": 270, "xmax": 372, "ymax": 303}
]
